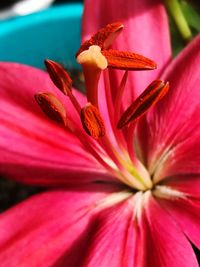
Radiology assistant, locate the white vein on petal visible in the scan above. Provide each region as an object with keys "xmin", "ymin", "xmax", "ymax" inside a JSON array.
[
  {"xmin": 133, "ymin": 190, "xmax": 151, "ymax": 221},
  {"xmin": 93, "ymin": 190, "xmax": 132, "ymax": 211},
  {"xmin": 153, "ymin": 185, "xmax": 187, "ymax": 199}
]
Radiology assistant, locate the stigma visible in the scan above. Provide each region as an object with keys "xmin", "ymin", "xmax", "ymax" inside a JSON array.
[{"xmin": 77, "ymin": 45, "xmax": 108, "ymax": 70}]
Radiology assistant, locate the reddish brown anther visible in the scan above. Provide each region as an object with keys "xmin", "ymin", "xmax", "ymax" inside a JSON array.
[
  {"xmin": 81, "ymin": 103, "xmax": 106, "ymax": 139},
  {"xmin": 76, "ymin": 22, "xmax": 124, "ymax": 57},
  {"xmin": 76, "ymin": 22, "xmax": 157, "ymax": 71},
  {"xmin": 45, "ymin": 59, "xmax": 72, "ymax": 95},
  {"xmin": 117, "ymin": 80, "xmax": 169, "ymax": 129},
  {"xmin": 35, "ymin": 92, "xmax": 67, "ymax": 125},
  {"xmin": 102, "ymin": 50, "xmax": 157, "ymax": 70}
]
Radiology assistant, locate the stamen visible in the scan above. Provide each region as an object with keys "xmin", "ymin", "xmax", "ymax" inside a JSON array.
[
  {"xmin": 45, "ymin": 59, "xmax": 81, "ymax": 114},
  {"xmin": 35, "ymin": 92, "xmax": 67, "ymax": 126},
  {"xmin": 76, "ymin": 22, "xmax": 124, "ymax": 56},
  {"xmin": 102, "ymin": 50, "xmax": 157, "ymax": 70},
  {"xmin": 44, "ymin": 59, "xmax": 72, "ymax": 95},
  {"xmin": 34, "ymin": 91, "xmax": 118, "ymax": 177},
  {"xmin": 114, "ymin": 70, "xmax": 128, "ymax": 123},
  {"xmin": 104, "ymin": 69, "xmax": 127, "ymax": 150},
  {"xmin": 117, "ymin": 80, "xmax": 169, "ymax": 129},
  {"xmin": 37, "ymin": 25, "xmax": 169, "ymax": 193},
  {"xmin": 81, "ymin": 103, "xmax": 106, "ymax": 139},
  {"xmin": 34, "ymin": 95, "xmax": 124, "ymax": 180}
]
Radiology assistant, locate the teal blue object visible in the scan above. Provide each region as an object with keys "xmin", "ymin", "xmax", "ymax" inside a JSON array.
[{"xmin": 0, "ymin": 4, "xmax": 83, "ymax": 69}]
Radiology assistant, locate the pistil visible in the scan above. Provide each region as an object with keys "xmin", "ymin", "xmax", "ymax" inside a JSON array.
[{"xmin": 77, "ymin": 45, "xmax": 108, "ymax": 106}]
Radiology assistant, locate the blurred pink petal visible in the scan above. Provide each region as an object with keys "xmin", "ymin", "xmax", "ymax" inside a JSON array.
[
  {"xmin": 164, "ymin": 175, "xmax": 200, "ymax": 197},
  {"xmin": 142, "ymin": 195, "xmax": 199, "ymax": 267},
  {"xmin": 0, "ymin": 184, "xmax": 122, "ymax": 267},
  {"xmin": 79, "ymin": 200, "xmax": 137, "ymax": 267},
  {"xmin": 159, "ymin": 197, "xmax": 200, "ymax": 250},
  {"xmin": 0, "ymin": 63, "xmax": 112, "ymax": 185}
]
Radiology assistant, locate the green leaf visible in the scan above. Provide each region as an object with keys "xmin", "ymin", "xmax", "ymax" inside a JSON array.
[
  {"xmin": 169, "ymin": 1, "xmax": 200, "ymax": 56},
  {"xmin": 170, "ymin": 15, "xmax": 185, "ymax": 56},
  {"xmin": 180, "ymin": 1, "xmax": 200, "ymax": 32}
]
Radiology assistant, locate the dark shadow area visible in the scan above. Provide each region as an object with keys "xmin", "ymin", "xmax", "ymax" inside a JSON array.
[
  {"xmin": 54, "ymin": 0, "xmax": 83, "ymax": 3},
  {"xmin": 63, "ymin": 67, "xmax": 85, "ymax": 93},
  {"xmin": 189, "ymin": 0, "xmax": 200, "ymax": 11},
  {"xmin": 0, "ymin": 176, "xmax": 43, "ymax": 212},
  {"xmin": 0, "ymin": 0, "xmax": 20, "ymax": 9},
  {"xmin": 192, "ymin": 243, "xmax": 200, "ymax": 264}
]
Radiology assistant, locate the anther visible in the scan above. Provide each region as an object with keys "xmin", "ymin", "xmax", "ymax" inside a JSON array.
[
  {"xmin": 76, "ymin": 22, "xmax": 157, "ymax": 71},
  {"xmin": 81, "ymin": 103, "xmax": 106, "ymax": 139},
  {"xmin": 44, "ymin": 59, "xmax": 72, "ymax": 95},
  {"xmin": 76, "ymin": 23, "xmax": 157, "ymax": 106},
  {"xmin": 76, "ymin": 22, "xmax": 124, "ymax": 56},
  {"xmin": 45, "ymin": 59, "xmax": 81, "ymax": 114},
  {"xmin": 117, "ymin": 80, "xmax": 169, "ymax": 128},
  {"xmin": 102, "ymin": 50, "xmax": 157, "ymax": 70},
  {"xmin": 35, "ymin": 92, "xmax": 67, "ymax": 126}
]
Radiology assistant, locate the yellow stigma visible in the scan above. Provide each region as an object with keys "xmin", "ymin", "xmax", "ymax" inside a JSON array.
[{"xmin": 77, "ymin": 45, "xmax": 108, "ymax": 70}]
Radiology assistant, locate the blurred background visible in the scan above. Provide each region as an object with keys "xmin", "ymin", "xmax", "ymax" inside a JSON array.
[
  {"xmin": 0, "ymin": 0, "xmax": 84, "ymax": 68},
  {"xmin": 0, "ymin": 0, "xmax": 82, "ymax": 20},
  {"xmin": 0, "ymin": 0, "xmax": 82, "ymax": 9}
]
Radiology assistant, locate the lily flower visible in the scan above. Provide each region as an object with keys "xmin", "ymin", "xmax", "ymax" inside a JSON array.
[{"xmin": 0, "ymin": 0, "xmax": 200, "ymax": 266}]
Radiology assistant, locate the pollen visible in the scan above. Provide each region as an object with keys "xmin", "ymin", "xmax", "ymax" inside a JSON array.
[
  {"xmin": 81, "ymin": 103, "xmax": 106, "ymax": 139},
  {"xmin": 77, "ymin": 45, "xmax": 108, "ymax": 70},
  {"xmin": 117, "ymin": 80, "xmax": 169, "ymax": 128},
  {"xmin": 35, "ymin": 92, "xmax": 67, "ymax": 126},
  {"xmin": 44, "ymin": 59, "xmax": 72, "ymax": 96}
]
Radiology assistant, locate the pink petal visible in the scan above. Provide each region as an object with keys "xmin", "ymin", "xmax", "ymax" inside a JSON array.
[
  {"xmin": 81, "ymin": 199, "xmax": 137, "ymax": 267},
  {"xmin": 141, "ymin": 194, "xmax": 198, "ymax": 267},
  {"xmin": 82, "ymin": 0, "xmax": 171, "ymax": 104},
  {"xmin": 164, "ymin": 175, "xmax": 200, "ymax": 197},
  {"xmin": 136, "ymin": 34, "xmax": 200, "ymax": 182},
  {"xmin": 156, "ymin": 124, "xmax": 200, "ymax": 180},
  {"xmin": 159, "ymin": 196, "xmax": 200, "ymax": 251},
  {"xmin": 0, "ymin": 63, "xmax": 112, "ymax": 185},
  {"xmin": 0, "ymin": 184, "xmax": 123, "ymax": 267}
]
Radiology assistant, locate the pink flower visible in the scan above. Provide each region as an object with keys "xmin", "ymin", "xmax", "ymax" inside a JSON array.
[{"xmin": 0, "ymin": 0, "xmax": 200, "ymax": 266}]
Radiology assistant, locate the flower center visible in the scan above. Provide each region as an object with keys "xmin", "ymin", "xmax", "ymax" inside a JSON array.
[{"xmin": 35, "ymin": 22, "xmax": 170, "ymax": 193}]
